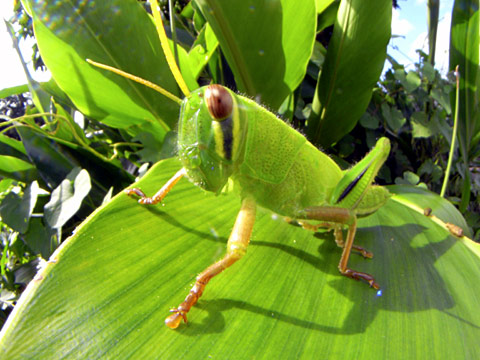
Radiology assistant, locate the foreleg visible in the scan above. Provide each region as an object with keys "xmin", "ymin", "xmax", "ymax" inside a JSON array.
[
  {"xmin": 165, "ymin": 197, "xmax": 257, "ymax": 329},
  {"xmin": 125, "ymin": 168, "xmax": 186, "ymax": 205}
]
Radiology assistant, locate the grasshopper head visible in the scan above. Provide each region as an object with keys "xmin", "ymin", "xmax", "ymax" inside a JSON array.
[{"xmin": 177, "ymin": 85, "xmax": 245, "ymax": 193}]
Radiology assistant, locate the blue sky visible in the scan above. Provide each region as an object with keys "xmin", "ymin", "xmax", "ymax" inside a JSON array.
[
  {"xmin": 1, "ymin": 0, "xmax": 455, "ymax": 90},
  {"xmin": 390, "ymin": 0, "xmax": 454, "ymax": 73}
]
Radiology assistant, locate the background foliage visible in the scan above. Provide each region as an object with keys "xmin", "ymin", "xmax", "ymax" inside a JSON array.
[{"xmin": 0, "ymin": 0, "xmax": 479, "ymax": 358}]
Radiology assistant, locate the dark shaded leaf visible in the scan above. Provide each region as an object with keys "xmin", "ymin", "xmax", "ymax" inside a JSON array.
[
  {"xmin": 0, "ymin": 181, "xmax": 39, "ymax": 233},
  {"xmin": 359, "ymin": 113, "xmax": 379, "ymax": 130},
  {"xmin": 382, "ymin": 103, "xmax": 406, "ymax": 132},
  {"xmin": 17, "ymin": 126, "xmax": 75, "ymax": 188},
  {"xmin": 24, "ymin": 218, "xmax": 56, "ymax": 259},
  {"xmin": 44, "ymin": 168, "xmax": 91, "ymax": 229},
  {"xmin": 449, "ymin": 0, "xmax": 480, "ymax": 159},
  {"xmin": 0, "ymin": 84, "xmax": 29, "ymax": 98},
  {"xmin": 0, "ymin": 155, "xmax": 38, "ymax": 183},
  {"xmin": 431, "ymin": 86, "xmax": 452, "ymax": 114}
]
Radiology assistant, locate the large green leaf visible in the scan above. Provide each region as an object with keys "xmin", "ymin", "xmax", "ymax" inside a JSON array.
[
  {"xmin": 0, "ymin": 84, "xmax": 29, "ymax": 99},
  {"xmin": 0, "ymin": 181, "xmax": 39, "ymax": 234},
  {"xmin": 44, "ymin": 168, "xmax": 92, "ymax": 229},
  {"xmin": 308, "ymin": 0, "xmax": 391, "ymax": 147},
  {"xmin": 449, "ymin": 0, "xmax": 479, "ymax": 211},
  {"xmin": 29, "ymin": 0, "xmax": 181, "ymax": 141},
  {"xmin": 1, "ymin": 158, "xmax": 479, "ymax": 359},
  {"xmin": 193, "ymin": 0, "xmax": 317, "ymax": 110},
  {"xmin": 450, "ymin": 0, "xmax": 480, "ymax": 160},
  {"xmin": 427, "ymin": 0, "xmax": 440, "ymax": 65},
  {"xmin": 0, "ymin": 155, "xmax": 38, "ymax": 184}
]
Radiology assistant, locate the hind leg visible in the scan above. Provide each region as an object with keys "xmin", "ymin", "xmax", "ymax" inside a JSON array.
[{"xmin": 302, "ymin": 206, "xmax": 379, "ymax": 289}]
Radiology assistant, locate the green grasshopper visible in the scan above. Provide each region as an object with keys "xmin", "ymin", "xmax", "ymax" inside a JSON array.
[{"xmin": 88, "ymin": 2, "xmax": 391, "ymax": 329}]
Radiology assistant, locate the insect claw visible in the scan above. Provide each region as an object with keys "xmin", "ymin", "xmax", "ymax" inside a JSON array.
[
  {"xmin": 369, "ymin": 280, "xmax": 380, "ymax": 290},
  {"xmin": 165, "ymin": 309, "xmax": 187, "ymax": 329},
  {"xmin": 342, "ymin": 268, "xmax": 380, "ymax": 289},
  {"xmin": 359, "ymin": 248, "xmax": 373, "ymax": 259}
]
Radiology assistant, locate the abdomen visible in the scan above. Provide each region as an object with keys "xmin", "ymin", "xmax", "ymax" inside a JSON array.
[{"xmin": 234, "ymin": 141, "xmax": 343, "ymax": 217}]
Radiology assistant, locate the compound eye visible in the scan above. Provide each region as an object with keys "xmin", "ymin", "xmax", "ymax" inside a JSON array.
[{"xmin": 205, "ymin": 84, "xmax": 233, "ymax": 121}]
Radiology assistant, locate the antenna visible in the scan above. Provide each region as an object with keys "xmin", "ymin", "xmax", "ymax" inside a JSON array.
[{"xmin": 86, "ymin": 59, "xmax": 182, "ymax": 105}]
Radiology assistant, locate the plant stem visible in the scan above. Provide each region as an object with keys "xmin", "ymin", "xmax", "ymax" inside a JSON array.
[{"xmin": 440, "ymin": 66, "xmax": 460, "ymax": 197}]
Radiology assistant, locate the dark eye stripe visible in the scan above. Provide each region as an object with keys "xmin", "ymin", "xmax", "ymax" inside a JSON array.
[
  {"xmin": 336, "ymin": 166, "xmax": 369, "ymax": 204},
  {"xmin": 219, "ymin": 116, "xmax": 233, "ymax": 160}
]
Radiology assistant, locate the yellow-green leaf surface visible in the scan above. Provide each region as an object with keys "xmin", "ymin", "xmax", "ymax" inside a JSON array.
[{"xmin": 1, "ymin": 158, "xmax": 479, "ymax": 359}]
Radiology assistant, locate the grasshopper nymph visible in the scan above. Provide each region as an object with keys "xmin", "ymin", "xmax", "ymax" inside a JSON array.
[
  {"xmin": 123, "ymin": 81, "xmax": 390, "ymax": 329},
  {"xmin": 87, "ymin": 1, "xmax": 391, "ymax": 329}
]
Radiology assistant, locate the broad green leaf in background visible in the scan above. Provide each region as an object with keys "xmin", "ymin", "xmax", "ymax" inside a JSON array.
[
  {"xmin": 0, "ymin": 84, "xmax": 29, "ymax": 99},
  {"xmin": 29, "ymin": 0, "xmax": 182, "ymax": 142},
  {"xmin": 0, "ymin": 155, "xmax": 38, "ymax": 184},
  {"xmin": 449, "ymin": 0, "xmax": 480, "ymax": 159},
  {"xmin": 449, "ymin": 0, "xmax": 479, "ymax": 211},
  {"xmin": 427, "ymin": 0, "xmax": 440, "ymax": 65},
  {"xmin": 168, "ymin": 39, "xmax": 200, "ymax": 92},
  {"xmin": 308, "ymin": 0, "xmax": 391, "ymax": 147},
  {"xmin": 316, "ymin": 0, "xmax": 336, "ymax": 14},
  {"xmin": 381, "ymin": 103, "xmax": 406, "ymax": 133},
  {"xmin": 16, "ymin": 126, "xmax": 77, "ymax": 189},
  {"xmin": 0, "ymin": 133, "xmax": 29, "ymax": 160},
  {"xmin": 411, "ymin": 112, "xmax": 436, "ymax": 138},
  {"xmin": 359, "ymin": 113, "xmax": 380, "ymax": 130},
  {"xmin": 431, "ymin": 86, "xmax": 452, "ymax": 115},
  {"xmin": 44, "ymin": 168, "xmax": 91, "ymax": 229},
  {"xmin": 24, "ymin": 218, "xmax": 57, "ymax": 260},
  {"xmin": 194, "ymin": 0, "xmax": 317, "ymax": 110},
  {"xmin": 185, "ymin": 23, "xmax": 219, "ymax": 80},
  {"xmin": 1, "ymin": 159, "xmax": 479, "ymax": 359},
  {"xmin": 0, "ymin": 181, "xmax": 39, "ymax": 234},
  {"xmin": 317, "ymin": 0, "xmax": 340, "ymax": 33},
  {"xmin": 404, "ymin": 71, "xmax": 422, "ymax": 93}
]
